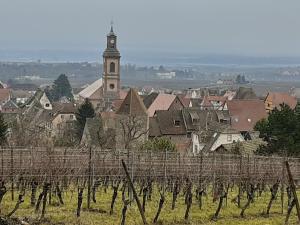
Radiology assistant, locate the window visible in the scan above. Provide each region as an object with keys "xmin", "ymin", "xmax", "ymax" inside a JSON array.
[
  {"xmin": 227, "ymin": 134, "xmax": 232, "ymax": 142},
  {"xmin": 61, "ymin": 115, "xmax": 64, "ymax": 119},
  {"xmin": 110, "ymin": 62, "xmax": 115, "ymax": 73},
  {"xmin": 109, "ymin": 84, "xmax": 115, "ymax": 90},
  {"xmin": 45, "ymin": 103, "xmax": 50, "ymax": 107},
  {"xmin": 70, "ymin": 115, "xmax": 74, "ymax": 119},
  {"xmin": 174, "ymin": 120, "xmax": 180, "ymax": 126}
]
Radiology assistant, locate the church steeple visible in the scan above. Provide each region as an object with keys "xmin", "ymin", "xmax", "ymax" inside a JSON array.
[
  {"xmin": 102, "ymin": 24, "xmax": 121, "ymax": 101},
  {"xmin": 104, "ymin": 23, "xmax": 119, "ymax": 56},
  {"xmin": 109, "ymin": 20, "xmax": 114, "ymax": 34}
]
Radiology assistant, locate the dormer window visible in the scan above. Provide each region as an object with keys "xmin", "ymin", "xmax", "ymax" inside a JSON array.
[
  {"xmin": 174, "ymin": 120, "xmax": 180, "ymax": 127},
  {"xmin": 45, "ymin": 103, "xmax": 50, "ymax": 107}
]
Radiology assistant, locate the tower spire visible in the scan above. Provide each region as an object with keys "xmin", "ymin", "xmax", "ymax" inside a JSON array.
[{"xmin": 110, "ymin": 20, "xmax": 114, "ymax": 33}]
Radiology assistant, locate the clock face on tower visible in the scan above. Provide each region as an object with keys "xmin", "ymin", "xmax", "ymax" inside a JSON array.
[{"xmin": 110, "ymin": 39, "xmax": 115, "ymax": 44}]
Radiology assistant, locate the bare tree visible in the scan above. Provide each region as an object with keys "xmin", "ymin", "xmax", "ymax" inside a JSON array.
[{"xmin": 119, "ymin": 115, "xmax": 149, "ymax": 150}]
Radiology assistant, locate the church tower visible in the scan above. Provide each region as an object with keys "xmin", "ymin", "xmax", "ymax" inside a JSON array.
[{"xmin": 102, "ymin": 24, "xmax": 121, "ymax": 101}]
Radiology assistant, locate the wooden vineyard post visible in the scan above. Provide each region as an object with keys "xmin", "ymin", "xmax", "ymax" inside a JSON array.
[
  {"xmin": 87, "ymin": 147, "xmax": 92, "ymax": 209},
  {"xmin": 285, "ymin": 161, "xmax": 300, "ymax": 222},
  {"xmin": 10, "ymin": 147, "xmax": 14, "ymax": 201},
  {"xmin": 121, "ymin": 159, "xmax": 148, "ymax": 225},
  {"xmin": 281, "ymin": 158, "xmax": 285, "ymax": 214},
  {"xmin": 0, "ymin": 147, "xmax": 2, "ymax": 178}
]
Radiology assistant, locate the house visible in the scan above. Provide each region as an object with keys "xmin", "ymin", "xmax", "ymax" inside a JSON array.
[
  {"xmin": 0, "ymin": 100, "xmax": 20, "ymax": 114},
  {"xmin": 24, "ymin": 102, "xmax": 77, "ymax": 138},
  {"xmin": 143, "ymin": 93, "xmax": 184, "ymax": 117},
  {"xmin": 264, "ymin": 92, "xmax": 297, "ymax": 113},
  {"xmin": 200, "ymin": 96, "xmax": 228, "ymax": 110},
  {"xmin": 202, "ymin": 125, "xmax": 244, "ymax": 152},
  {"xmin": 24, "ymin": 89, "xmax": 52, "ymax": 110},
  {"xmin": 149, "ymin": 110, "xmax": 192, "ymax": 155},
  {"xmin": 215, "ymin": 138, "xmax": 266, "ymax": 156},
  {"xmin": 227, "ymin": 99, "xmax": 267, "ymax": 133},
  {"xmin": 149, "ymin": 108, "xmax": 232, "ymax": 155},
  {"xmin": 182, "ymin": 108, "xmax": 230, "ymax": 154},
  {"xmin": 115, "ymin": 88, "xmax": 149, "ymax": 149},
  {"xmin": 149, "ymin": 110, "xmax": 187, "ymax": 142}
]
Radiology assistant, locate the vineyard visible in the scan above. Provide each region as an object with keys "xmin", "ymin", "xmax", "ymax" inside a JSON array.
[{"xmin": 1, "ymin": 147, "xmax": 300, "ymax": 224}]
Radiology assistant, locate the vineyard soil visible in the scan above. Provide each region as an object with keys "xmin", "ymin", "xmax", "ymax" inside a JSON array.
[{"xmin": 1, "ymin": 187, "xmax": 299, "ymax": 225}]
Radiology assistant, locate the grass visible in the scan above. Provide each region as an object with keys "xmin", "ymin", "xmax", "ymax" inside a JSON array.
[{"xmin": 1, "ymin": 185, "xmax": 299, "ymax": 225}]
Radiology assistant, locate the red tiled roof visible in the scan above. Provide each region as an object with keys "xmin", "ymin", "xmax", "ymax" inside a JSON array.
[
  {"xmin": 177, "ymin": 95, "xmax": 190, "ymax": 108},
  {"xmin": 119, "ymin": 90, "xmax": 128, "ymax": 100},
  {"xmin": 116, "ymin": 88, "xmax": 148, "ymax": 116},
  {"xmin": 112, "ymin": 99, "xmax": 124, "ymax": 111},
  {"xmin": 0, "ymin": 89, "xmax": 11, "ymax": 103},
  {"xmin": 265, "ymin": 92, "xmax": 297, "ymax": 109},
  {"xmin": 147, "ymin": 93, "xmax": 177, "ymax": 117},
  {"xmin": 227, "ymin": 99, "xmax": 267, "ymax": 132}
]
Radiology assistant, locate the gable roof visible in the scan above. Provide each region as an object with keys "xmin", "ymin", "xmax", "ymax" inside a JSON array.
[
  {"xmin": 116, "ymin": 88, "xmax": 148, "ymax": 116},
  {"xmin": 78, "ymin": 79, "xmax": 103, "ymax": 99},
  {"xmin": 52, "ymin": 102, "xmax": 76, "ymax": 114},
  {"xmin": 149, "ymin": 110, "xmax": 186, "ymax": 136},
  {"xmin": 234, "ymin": 87, "xmax": 257, "ymax": 100},
  {"xmin": 182, "ymin": 108, "xmax": 228, "ymax": 132},
  {"xmin": 147, "ymin": 93, "xmax": 177, "ymax": 117},
  {"xmin": 216, "ymin": 138, "xmax": 267, "ymax": 155},
  {"xmin": 22, "ymin": 89, "xmax": 47, "ymax": 108},
  {"xmin": 177, "ymin": 95, "xmax": 190, "ymax": 108},
  {"xmin": 143, "ymin": 92, "xmax": 159, "ymax": 108},
  {"xmin": 1, "ymin": 99, "xmax": 19, "ymax": 111},
  {"xmin": 227, "ymin": 99, "xmax": 267, "ymax": 132},
  {"xmin": 265, "ymin": 92, "xmax": 297, "ymax": 109}
]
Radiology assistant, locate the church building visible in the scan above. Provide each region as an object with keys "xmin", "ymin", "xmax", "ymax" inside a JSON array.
[{"xmin": 78, "ymin": 25, "xmax": 125, "ymax": 110}]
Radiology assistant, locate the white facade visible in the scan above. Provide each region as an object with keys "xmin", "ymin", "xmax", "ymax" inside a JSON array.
[
  {"xmin": 210, "ymin": 133, "xmax": 244, "ymax": 151},
  {"xmin": 192, "ymin": 133, "xmax": 201, "ymax": 155},
  {"xmin": 40, "ymin": 93, "xmax": 52, "ymax": 110}
]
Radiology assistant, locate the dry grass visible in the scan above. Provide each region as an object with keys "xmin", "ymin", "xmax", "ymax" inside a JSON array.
[{"xmin": 1, "ymin": 186, "xmax": 299, "ymax": 225}]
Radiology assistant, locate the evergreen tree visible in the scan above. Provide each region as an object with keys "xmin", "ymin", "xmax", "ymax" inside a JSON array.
[
  {"xmin": 255, "ymin": 103, "xmax": 300, "ymax": 156},
  {"xmin": 75, "ymin": 99, "xmax": 95, "ymax": 139},
  {"xmin": 0, "ymin": 113, "xmax": 8, "ymax": 146},
  {"xmin": 51, "ymin": 74, "xmax": 73, "ymax": 101}
]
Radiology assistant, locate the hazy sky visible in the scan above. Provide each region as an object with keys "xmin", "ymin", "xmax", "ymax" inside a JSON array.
[{"xmin": 1, "ymin": 0, "xmax": 300, "ymax": 57}]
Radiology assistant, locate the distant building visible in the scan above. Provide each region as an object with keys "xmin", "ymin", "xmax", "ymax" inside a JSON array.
[
  {"xmin": 156, "ymin": 72, "xmax": 176, "ymax": 79},
  {"xmin": 264, "ymin": 92, "xmax": 297, "ymax": 113}
]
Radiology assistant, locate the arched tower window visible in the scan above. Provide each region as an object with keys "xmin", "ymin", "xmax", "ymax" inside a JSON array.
[{"xmin": 110, "ymin": 62, "xmax": 115, "ymax": 73}]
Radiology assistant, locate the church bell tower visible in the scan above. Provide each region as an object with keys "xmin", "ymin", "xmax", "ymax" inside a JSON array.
[{"xmin": 102, "ymin": 24, "xmax": 121, "ymax": 101}]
